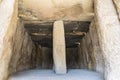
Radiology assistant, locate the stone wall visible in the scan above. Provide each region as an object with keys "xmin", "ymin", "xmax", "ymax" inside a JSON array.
[
  {"xmin": 8, "ymin": 20, "xmax": 36, "ymax": 75},
  {"xmin": 94, "ymin": 0, "xmax": 120, "ymax": 80},
  {"xmin": 32, "ymin": 45, "xmax": 80, "ymax": 69},
  {"xmin": 0, "ymin": 0, "xmax": 120, "ymax": 80},
  {"xmin": 79, "ymin": 20, "xmax": 104, "ymax": 74},
  {"xmin": 35, "ymin": 46, "xmax": 53, "ymax": 69},
  {"xmin": 66, "ymin": 48, "xmax": 79, "ymax": 69},
  {"xmin": 0, "ymin": 0, "xmax": 36, "ymax": 79},
  {"xmin": 89, "ymin": 21, "xmax": 104, "ymax": 73},
  {"xmin": 113, "ymin": 0, "xmax": 120, "ymax": 20},
  {"xmin": 0, "ymin": 0, "xmax": 2, "ymax": 3},
  {"xmin": 0, "ymin": 0, "xmax": 18, "ymax": 80}
]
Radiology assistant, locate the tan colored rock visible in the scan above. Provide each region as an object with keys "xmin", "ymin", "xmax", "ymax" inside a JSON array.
[
  {"xmin": 53, "ymin": 20, "xmax": 67, "ymax": 74},
  {"xmin": 0, "ymin": 0, "xmax": 120, "ymax": 80},
  {"xmin": 0, "ymin": 0, "xmax": 36, "ymax": 79},
  {"xmin": 113, "ymin": 0, "xmax": 120, "ymax": 19},
  {"xmin": 0, "ymin": 0, "xmax": 18, "ymax": 80},
  {"xmin": 0, "ymin": 0, "xmax": 2, "ymax": 3}
]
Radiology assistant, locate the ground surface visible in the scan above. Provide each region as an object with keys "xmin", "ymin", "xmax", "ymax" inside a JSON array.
[{"xmin": 9, "ymin": 69, "xmax": 104, "ymax": 80}]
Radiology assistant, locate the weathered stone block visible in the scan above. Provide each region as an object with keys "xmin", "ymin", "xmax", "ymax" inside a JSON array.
[{"xmin": 53, "ymin": 20, "xmax": 67, "ymax": 74}]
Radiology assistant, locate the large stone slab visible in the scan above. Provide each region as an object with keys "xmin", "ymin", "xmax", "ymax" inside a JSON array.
[
  {"xmin": 0, "ymin": 0, "xmax": 18, "ymax": 80},
  {"xmin": 18, "ymin": 0, "xmax": 94, "ymax": 21},
  {"xmin": 9, "ymin": 69, "xmax": 104, "ymax": 80},
  {"xmin": 94, "ymin": 0, "xmax": 120, "ymax": 80},
  {"xmin": 113, "ymin": 0, "xmax": 120, "ymax": 19},
  {"xmin": 53, "ymin": 20, "xmax": 67, "ymax": 74}
]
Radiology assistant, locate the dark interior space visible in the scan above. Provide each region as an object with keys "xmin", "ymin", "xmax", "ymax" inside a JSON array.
[{"xmin": 24, "ymin": 21, "xmax": 90, "ymax": 69}]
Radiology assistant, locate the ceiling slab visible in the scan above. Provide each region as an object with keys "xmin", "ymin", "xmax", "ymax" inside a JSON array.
[{"xmin": 24, "ymin": 21, "xmax": 90, "ymax": 48}]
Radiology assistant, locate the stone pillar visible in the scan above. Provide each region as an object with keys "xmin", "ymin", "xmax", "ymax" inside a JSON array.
[{"xmin": 53, "ymin": 20, "xmax": 67, "ymax": 74}]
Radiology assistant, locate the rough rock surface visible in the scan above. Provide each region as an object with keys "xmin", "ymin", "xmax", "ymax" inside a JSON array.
[
  {"xmin": 79, "ymin": 20, "xmax": 104, "ymax": 74},
  {"xmin": 0, "ymin": 0, "xmax": 120, "ymax": 80},
  {"xmin": 113, "ymin": 0, "xmax": 120, "ymax": 19},
  {"xmin": 18, "ymin": 0, "xmax": 94, "ymax": 21},
  {"xmin": 0, "ymin": 0, "xmax": 17, "ymax": 80},
  {"xmin": 53, "ymin": 21, "xmax": 67, "ymax": 74},
  {"xmin": 9, "ymin": 69, "xmax": 104, "ymax": 80},
  {"xmin": 0, "ymin": 0, "xmax": 2, "ymax": 3},
  {"xmin": 94, "ymin": 0, "xmax": 120, "ymax": 80},
  {"xmin": 0, "ymin": 0, "xmax": 36, "ymax": 79},
  {"xmin": 8, "ymin": 20, "xmax": 36, "ymax": 75}
]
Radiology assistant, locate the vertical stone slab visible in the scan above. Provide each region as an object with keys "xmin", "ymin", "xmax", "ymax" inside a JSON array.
[
  {"xmin": 113, "ymin": 0, "xmax": 120, "ymax": 19},
  {"xmin": 94, "ymin": 0, "xmax": 120, "ymax": 80},
  {"xmin": 53, "ymin": 20, "xmax": 67, "ymax": 74},
  {"xmin": 0, "ymin": 0, "xmax": 18, "ymax": 80}
]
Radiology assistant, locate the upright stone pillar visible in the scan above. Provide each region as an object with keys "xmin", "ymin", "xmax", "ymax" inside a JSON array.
[{"xmin": 53, "ymin": 20, "xmax": 67, "ymax": 74}]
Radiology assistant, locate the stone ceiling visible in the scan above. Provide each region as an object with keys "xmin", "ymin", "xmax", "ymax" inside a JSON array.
[
  {"xmin": 18, "ymin": 0, "xmax": 94, "ymax": 21},
  {"xmin": 24, "ymin": 21, "xmax": 90, "ymax": 48}
]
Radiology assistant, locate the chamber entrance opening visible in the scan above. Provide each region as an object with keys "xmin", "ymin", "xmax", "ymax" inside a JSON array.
[
  {"xmin": 24, "ymin": 21, "xmax": 90, "ymax": 70},
  {"xmin": 9, "ymin": 21, "xmax": 104, "ymax": 80}
]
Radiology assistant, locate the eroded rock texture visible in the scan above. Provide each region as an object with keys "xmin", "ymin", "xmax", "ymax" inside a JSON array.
[
  {"xmin": 8, "ymin": 20, "xmax": 36, "ymax": 75},
  {"xmin": 94, "ymin": 0, "xmax": 120, "ymax": 80},
  {"xmin": 0, "ymin": 0, "xmax": 18, "ymax": 80},
  {"xmin": 79, "ymin": 20, "xmax": 104, "ymax": 74},
  {"xmin": 113, "ymin": 0, "xmax": 120, "ymax": 19},
  {"xmin": 0, "ymin": 0, "xmax": 120, "ymax": 80},
  {"xmin": 18, "ymin": 0, "xmax": 94, "ymax": 21},
  {"xmin": 0, "ymin": 0, "xmax": 2, "ymax": 3},
  {"xmin": 53, "ymin": 21, "xmax": 67, "ymax": 74}
]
